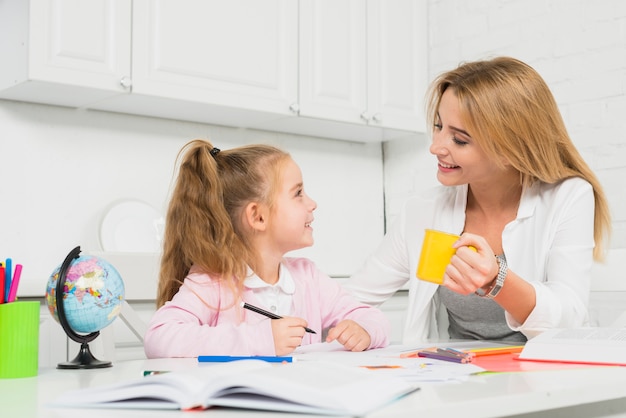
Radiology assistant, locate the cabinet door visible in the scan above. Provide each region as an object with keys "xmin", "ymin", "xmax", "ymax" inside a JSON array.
[
  {"xmin": 0, "ymin": 0, "xmax": 131, "ymax": 107},
  {"xmin": 299, "ymin": 0, "xmax": 426, "ymax": 133},
  {"xmin": 367, "ymin": 0, "xmax": 427, "ymax": 132},
  {"xmin": 130, "ymin": 0, "xmax": 298, "ymax": 119},
  {"xmin": 299, "ymin": 0, "xmax": 368, "ymax": 125}
]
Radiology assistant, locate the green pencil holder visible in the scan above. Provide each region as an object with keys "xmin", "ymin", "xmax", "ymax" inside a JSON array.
[{"xmin": 0, "ymin": 301, "xmax": 40, "ymax": 378}]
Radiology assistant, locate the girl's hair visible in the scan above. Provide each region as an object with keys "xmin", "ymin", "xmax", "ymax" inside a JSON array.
[
  {"xmin": 426, "ymin": 56, "xmax": 611, "ymax": 260},
  {"xmin": 156, "ymin": 139, "xmax": 291, "ymax": 307}
]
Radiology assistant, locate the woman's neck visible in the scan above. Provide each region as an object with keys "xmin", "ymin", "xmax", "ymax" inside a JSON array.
[{"xmin": 467, "ymin": 182, "xmax": 522, "ymax": 214}]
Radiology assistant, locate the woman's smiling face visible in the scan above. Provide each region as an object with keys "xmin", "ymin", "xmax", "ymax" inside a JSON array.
[{"xmin": 429, "ymin": 88, "xmax": 507, "ymax": 188}]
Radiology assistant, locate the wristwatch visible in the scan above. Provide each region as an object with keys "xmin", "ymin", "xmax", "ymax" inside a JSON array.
[{"xmin": 475, "ymin": 254, "xmax": 507, "ymax": 298}]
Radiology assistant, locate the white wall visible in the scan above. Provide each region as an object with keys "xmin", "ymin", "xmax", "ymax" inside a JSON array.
[
  {"xmin": 8, "ymin": 0, "xmax": 625, "ymax": 299},
  {"xmin": 385, "ymin": 0, "xmax": 626, "ymax": 251},
  {"xmin": 0, "ymin": 100, "xmax": 384, "ymax": 297}
]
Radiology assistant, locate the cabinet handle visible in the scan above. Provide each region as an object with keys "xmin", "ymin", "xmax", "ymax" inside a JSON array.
[
  {"xmin": 360, "ymin": 112, "xmax": 371, "ymax": 122},
  {"xmin": 372, "ymin": 113, "xmax": 383, "ymax": 123},
  {"xmin": 289, "ymin": 103, "xmax": 300, "ymax": 114},
  {"xmin": 119, "ymin": 77, "xmax": 132, "ymax": 90}
]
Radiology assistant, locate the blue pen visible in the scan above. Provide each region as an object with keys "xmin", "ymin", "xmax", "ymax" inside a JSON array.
[
  {"xmin": 5, "ymin": 258, "xmax": 12, "ymax": 302},
  {"xmin": 198, "ymin": 355, "xmax": 293, "ymax": 363}
]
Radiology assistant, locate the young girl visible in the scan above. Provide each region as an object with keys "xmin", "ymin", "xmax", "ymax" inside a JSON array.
[{"xmin": 144, "ymin": 140, "xmax": 389, "ymax": 357}]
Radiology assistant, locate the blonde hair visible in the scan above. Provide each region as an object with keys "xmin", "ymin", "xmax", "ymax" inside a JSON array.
[
  {"xmin": 156, "ymin": 139, "xmax": 291, "ymax": 307},
  {"xmin": 427, "ymin": 56, "xmax": 611, "ymax": 260}
]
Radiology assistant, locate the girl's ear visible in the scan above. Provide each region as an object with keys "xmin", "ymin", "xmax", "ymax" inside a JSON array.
[{"xmin": 244, "ymin": 201, "xmax": 268, "ymax": 232}]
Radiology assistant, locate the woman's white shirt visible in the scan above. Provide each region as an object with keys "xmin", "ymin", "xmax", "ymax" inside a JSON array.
[{"xmin": 344, "ymin": 177, "xmax": 595, "ymax": 344}]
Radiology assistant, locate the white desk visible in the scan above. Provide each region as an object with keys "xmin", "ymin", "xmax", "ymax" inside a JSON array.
[{"xmin": 4, "ymin": 357, "xmax": 626, "ymax": 417}]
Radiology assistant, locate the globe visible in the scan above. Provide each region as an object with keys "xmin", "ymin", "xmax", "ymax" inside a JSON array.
[{"xmin": 45, "ymin": 246, "xmax": 125, "ymax": 369}]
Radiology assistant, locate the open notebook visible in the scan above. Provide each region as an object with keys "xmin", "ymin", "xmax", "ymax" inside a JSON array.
[{"xmin": 51, "ymin": 359, "xmax": 419, "ymax": 416}]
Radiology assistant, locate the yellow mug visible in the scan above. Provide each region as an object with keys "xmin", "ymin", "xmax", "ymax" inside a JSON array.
[{"xmin": 416, "ymin": 229, "xmax": 461, "ymax": 284}]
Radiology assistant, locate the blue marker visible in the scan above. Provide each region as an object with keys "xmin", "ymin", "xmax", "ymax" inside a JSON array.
[
  {"xmin": 4, "ymin": 258, "xmax": 12, "ymax": 302},
  {"xmin": 198, "ymin": 355, "xmax": 293, "ymax": 363}
]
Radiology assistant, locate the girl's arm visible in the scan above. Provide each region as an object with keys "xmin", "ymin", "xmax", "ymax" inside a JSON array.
[{"xmin": 144, "ymin": 275, "xmax": 276, "ymax": 358}]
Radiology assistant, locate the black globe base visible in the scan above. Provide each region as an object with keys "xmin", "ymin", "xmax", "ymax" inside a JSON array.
[{"xmin": 57, "ymin": 342, "xmax": 112, "ymax": 369}]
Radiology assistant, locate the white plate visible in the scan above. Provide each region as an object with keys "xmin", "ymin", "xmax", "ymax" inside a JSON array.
[{"xmin": 100, "ymin": 200, "xmax": 164, "ymax": 252}]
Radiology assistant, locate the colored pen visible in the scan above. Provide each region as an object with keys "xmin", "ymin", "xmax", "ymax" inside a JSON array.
[
  {"xmin": 198, "ymin": 355, "xmax": 294, "ymax": 363},
  {"xmin": 241, "ymin": 302, "xmax": 317, "ymax": 334},
  {"xmin": 417, "ymin": 350, "xmax": 471, "ymax": 364},
  {"xmin": 4, "ymin": 258, "xmax": 12, "ymax": 302},
  {"xmin": 143, "ymin": 370, "xmax": 170, "ymax": 376},
  {"xmin": 438, "ymin": 347, "xmax": 475, "ymax": 359},
  {"xmin": 0, "ymin": 266, "xmax": 5, "ymax": 304},
  {"xmin": 7, "ymin": 264, "xmax": 22, "ymax": 303},
  {"xmin": 465, "ymin": 345, "xmax": 524, "ymax": 357},
  {"xmin": 443, "ymin": 347, "xmax": 473, "ymax": 355}
]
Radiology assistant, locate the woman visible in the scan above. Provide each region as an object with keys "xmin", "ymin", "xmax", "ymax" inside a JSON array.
[{"xmin": 345, "ymin": 56, "xmax": 611, "ymax": 344}]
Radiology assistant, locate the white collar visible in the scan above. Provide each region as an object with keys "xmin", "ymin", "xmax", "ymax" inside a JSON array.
[{"xmin": 244, "ymin": 263, "xmax": 296, "ymax": 294}]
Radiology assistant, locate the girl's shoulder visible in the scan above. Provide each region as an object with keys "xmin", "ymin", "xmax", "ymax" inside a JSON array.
[{"xmin": 185, "ymin": 266, "xmax": 222, "ymax": 287}]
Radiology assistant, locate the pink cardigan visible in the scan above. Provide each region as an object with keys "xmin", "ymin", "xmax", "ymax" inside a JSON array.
[{"xmin": 144, "ymin": 257, "xmax": 390, "ymax": 358}]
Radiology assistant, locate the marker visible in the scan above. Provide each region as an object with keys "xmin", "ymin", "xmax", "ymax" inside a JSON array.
[
  {"xmin": 4, "ymin": 258, "xmax": 12, "ymax": 302},
  {"xmin": 7, "ymin": 264, "xmax": 22, "ymax": 303},
  {"xmin": 198, "ymin": 355, "xmax": 293, "ymax": 363},
  {"xmin": 0, "ymin": 266, "xmax": 5, "ymax": 304},
  {"xmin": 241, "ymin": 302, "xmax": 317, "ymax": 334}
]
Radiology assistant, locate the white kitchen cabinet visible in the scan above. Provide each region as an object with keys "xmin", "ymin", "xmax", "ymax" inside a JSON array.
[
  {"xmin": 90, "ymin": 0, "xmax": 299, "ymax": 129},
  {"xmin": 297, "ymin": 0, "xmax": 427, "ymax": 133},
  {"xmin": 0, "ymin": 0, "xmax": 427, "ymax": 142},
  {"xmin": 367, "ymin": 0, "xmax": 428, "ymax": 132},
  {"xmin": 0, "ymin": 0, "xmax": 131, "ymax": 107}
]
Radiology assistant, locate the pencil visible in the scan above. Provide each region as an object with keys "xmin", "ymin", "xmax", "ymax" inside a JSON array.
[
  {"xmin": 417, "ymin": 350, "xmax": 471, "ymax": 364},
  {"xmin": 465, "ymin": 345, "xmax": 524, "ymax": 357},
  {"xmin": 241, "ymin": 302, "xmax": 317, "ymax": 334}
]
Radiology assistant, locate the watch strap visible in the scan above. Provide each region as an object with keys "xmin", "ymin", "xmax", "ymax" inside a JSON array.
[{"xmin": 475, "ymin": 254, "xmax": 507, "ymax": 298}]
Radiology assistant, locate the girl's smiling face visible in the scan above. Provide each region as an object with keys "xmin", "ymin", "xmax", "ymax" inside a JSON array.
[{"xmin": 267, "ymin": 158, "xmax": 317, "ymax": 255}]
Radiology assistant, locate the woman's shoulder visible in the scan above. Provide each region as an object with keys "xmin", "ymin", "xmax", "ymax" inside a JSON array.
[{"xmin": 533, "ymin": 177, "xmax": 593, "ymax": 198}]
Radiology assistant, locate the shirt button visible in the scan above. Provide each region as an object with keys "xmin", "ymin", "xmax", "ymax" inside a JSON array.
[{"xmin": 270, "ymin": 305, "xmax": 277, "ymax": 312}]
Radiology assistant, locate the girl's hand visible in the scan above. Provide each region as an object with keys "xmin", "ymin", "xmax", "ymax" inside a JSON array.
[
  {"xmin": 445, "ymin": 232, "xmax": 500, "ymax": 294},
  {"xmin": 325, "ymin": 319, "xmax": 371, "ymax": 352},
  {"xmin": 271, "ymin": 317, "xmax": 307, "ymax": 356}
]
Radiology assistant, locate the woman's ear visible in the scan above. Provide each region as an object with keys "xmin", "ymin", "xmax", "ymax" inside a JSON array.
[{"xmin": 244, "ymin": 201, "xmax": 268, "ymax": 232}]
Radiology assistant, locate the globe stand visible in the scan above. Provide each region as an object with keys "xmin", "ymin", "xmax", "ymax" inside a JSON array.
[{"xmin": 55, "ymin": 246, "xmax": 112, "ymax": 369}]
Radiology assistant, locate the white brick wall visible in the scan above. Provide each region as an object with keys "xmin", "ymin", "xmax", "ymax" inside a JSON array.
[{"xmin": 385, "ymin": 0, "xmax": 626, "ymax": 248}]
